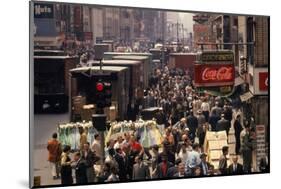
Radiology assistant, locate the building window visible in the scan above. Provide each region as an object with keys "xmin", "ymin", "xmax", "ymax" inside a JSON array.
[
  {"xmin": 247, "ymin": 17, "xmax": 254, "ymax": 65},
  {"xmin": 223, "ymin": 15, "xmax": 231, "ymax": 49},
  {"xmin": 233, "ymin": 18, "xmax": 238, "ymax": 27},
  {"xmin": 123, "ymin": 11, "xmax": 130, "ymax": 18}
]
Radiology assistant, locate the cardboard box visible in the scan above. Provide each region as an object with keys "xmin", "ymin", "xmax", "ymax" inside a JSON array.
[
  {"xmin": 81, "ymin": 104, "xmax": 95, "ymax": 121},
  {"xmin": 72, "ymin": 96, "xmax": 86, "ymax": 114}
]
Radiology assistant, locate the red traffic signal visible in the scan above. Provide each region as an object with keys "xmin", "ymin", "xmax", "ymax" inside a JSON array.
[{"xmin": 96, "ymin": 82, "xmax": 104, "ymax": 92}]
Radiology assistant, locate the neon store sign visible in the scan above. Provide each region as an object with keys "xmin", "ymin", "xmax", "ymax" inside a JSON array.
[
  {"xmin": 202, "ymin": 67, "xmax": 233, "ymax": 81},
  {"xmin": 194, "ymin": 64, "xmax": 234, "ymax": 87}
]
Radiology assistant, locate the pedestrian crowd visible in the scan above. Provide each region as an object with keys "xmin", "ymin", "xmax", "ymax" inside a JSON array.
[{"xmin": 46, "ymin": 65, "xmax": 267, "ymax": 185}]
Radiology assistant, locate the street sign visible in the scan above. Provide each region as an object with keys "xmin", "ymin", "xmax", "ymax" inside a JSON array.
[
  {"xmin": 259, "ymin": 72, "xmax": 268, "ymax": 91},
  {"xmin": 255, "ymin": 125, "xmax": 266, "ymax": 172},
  {"xmin": 94, "ymin": 44, "xmax": 110, "ymax": 60},
  {"xmin": 34, "ymin": 3, "xmax": 54, "ymax": 18},
  {"xmin": 193, "ymin": 14, "xmax": 209, "ymax": 24}
]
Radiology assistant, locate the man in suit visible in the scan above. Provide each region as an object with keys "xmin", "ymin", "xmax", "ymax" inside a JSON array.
[
  {"xmin": 223, "ymin": 104, "xmax": 233, "ymax": 123},
  {"xmin": 198, "ymin": 153, "xmax": 211, "ymax": 176},
  {"xmin": 173, "ymin": 162, "xmax": 188, "ymax": 178},
  {"xmin": 197, "ymin": 110, "xmax": 206, "ymax": 147},
  {"xmin": 153, "ymin": 154, "xmax": 174, "ymax": 179},
  {"xmin": 114, "ymin": 146, "xmax": 128, "ymax": 181},
  {"xmin": 208, "ymin": 112, "xmax": 220, "ymax": 132},
  {"xmin": 151, "ymin": 145, "xmax": 161, "ymax": 171},
  {"xmin": 241, "ymin": 125, "xmax": 254, "ymax": 173},
  {"xmin": 167, "ymin": 158, "xmax": 182, "ymax": 178},
  {"xmin": 216, "ymin": 114, "xmax": 231, "ymax": 135},
  {"xmin": 228, "ymin": 155, "xmax": 244, "ymax": 175},
  {"xmin": 211, "ymin": 101, "xmax": 223, "ymax": 117},
  {"xmin": 159, "ymin": 141, "xmax": 175, "ymax": 165},
  {"xmin": 81, "ymin": 142, "xmax": 99, "ymax": 183},
  {"xmin": 234, "ymin": 115, "xmax": 243, "ymax": 154},
  {"xmin": 219, "ymin": 146, "xmax": 229, "ymax": 175},
  {"xmin": 132, "ymin": 155, "xmax": 150, "ymax": 180},
  {"xmin": 73, "ymin": 152, "xmax": 88, "ymax": 184},
  {"xmin": 186, "ymin": 110, "xmax": 198, "ymax": 142},
  {"xmin": 175, "ymin": 134, "xmax": 190, "ymax": 155}
]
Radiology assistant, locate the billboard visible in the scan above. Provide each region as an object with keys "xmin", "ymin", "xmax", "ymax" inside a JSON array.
[
  {"xmin": 248, "ymin": 66, "xmax": 268, "ymax": 95},
  {"xmin": 34, "ymin": 3, "xmax": 54, "ymax": 19},
  {"xmin": 194, "ymin": 64, "xmax": 234, "ymax": 87},
  {"xmin": 259, "ymin": 72, "xmax": 268, "ymax": 91},
  {"xmin": 194, "ymin": 51, "xmax": 235, "ymax": 96}
]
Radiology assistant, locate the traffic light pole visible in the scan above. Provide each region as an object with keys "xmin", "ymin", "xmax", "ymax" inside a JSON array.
[
  {"xmin": 97, "ymin": 107, "xmax": 105, "ymax": 173},
  {"xmin": 92, "ymin": 54, "xmax": 111, "ymax": 175},
  {"xmin": 99, "ymin": 59, "xmax": 103, "ymax": 73},
  {"xmin": 92, "ymin": 109, "xmax": 106, "ymax": 176}
]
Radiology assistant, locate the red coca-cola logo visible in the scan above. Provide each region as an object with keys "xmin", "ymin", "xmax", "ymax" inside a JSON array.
[{"xmin": 202, "ymin": 67, "xmax": 233, "ymax": 81}]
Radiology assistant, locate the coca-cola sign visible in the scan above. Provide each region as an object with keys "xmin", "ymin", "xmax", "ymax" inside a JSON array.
[
  {"xmin": 194, "ymin": 64, "xmax": 234, "ymax": 87},
  {"xmin": 202, "ymin": 67, "xmax": 233, "ymax": 81}
]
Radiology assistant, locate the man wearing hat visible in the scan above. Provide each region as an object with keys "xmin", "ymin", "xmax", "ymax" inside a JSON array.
[{"xmin": 198, "ymin": 153, "xmax": 211, "ymax": 176}]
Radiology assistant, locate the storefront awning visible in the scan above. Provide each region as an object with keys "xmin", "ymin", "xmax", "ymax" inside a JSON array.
[
  {"xmin": 240, "ymin": 91, "xmax": 254, "ymax": 102},
  {"xmin": 235, "ymin": 77, "xmax": 245, "ymax": 86}
]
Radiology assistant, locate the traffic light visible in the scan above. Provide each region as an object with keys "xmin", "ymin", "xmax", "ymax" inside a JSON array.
[
  {"xmin": 95, "ymin": 81, "xmax": 105, "ymax": 108},
  {"xmin": 95, "ymin": 81, "xmax": 112, "ymax": 109}
]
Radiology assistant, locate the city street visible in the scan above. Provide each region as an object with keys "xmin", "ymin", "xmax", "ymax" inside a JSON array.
[{"xmin": 31, "ymin": 1, "xmax": 269, "ymax": 187}]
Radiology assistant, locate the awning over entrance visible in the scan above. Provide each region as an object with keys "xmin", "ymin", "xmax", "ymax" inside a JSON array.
[{"xmin": 240, "ymin": 91, "xmax": 254, "ymax": 102}]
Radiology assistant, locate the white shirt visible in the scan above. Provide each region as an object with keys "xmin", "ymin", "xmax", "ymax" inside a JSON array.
[
  {"xmin": 185, "ymin": 150, "xmax": 201, "ymax": 169},
  {"xmin": 91, "ymin": 140, "xmax": 101, "ymax": 157},
  {"xmin": 201, "ymin": 102, "xmax": 210, "ymax": 112},
  {"xmin": 177, "ymin": 149, "xmax": 189, "ymax": 164},
  {"xmin": 114, "ymin": 142, "xmax": 122, "ymax": 150}
]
